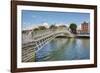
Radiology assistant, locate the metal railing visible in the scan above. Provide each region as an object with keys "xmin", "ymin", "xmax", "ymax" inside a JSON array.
[{"xmin": 22, "ymin": 28, "xmax": 74, "ymax": 62}]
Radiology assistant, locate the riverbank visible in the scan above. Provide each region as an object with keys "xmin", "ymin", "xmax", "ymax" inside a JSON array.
[
  {"xmin": 76, "ymin": 36, "xmax": 90, "ymax": 38},
  {"xmin": 56, "ymin": 36, "xmax": 90, "ymax": 38}
]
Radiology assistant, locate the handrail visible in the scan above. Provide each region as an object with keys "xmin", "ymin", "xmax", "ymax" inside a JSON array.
[{"xmin": 22, "ymin": 28, "xmax": 74, "ymax": 44}]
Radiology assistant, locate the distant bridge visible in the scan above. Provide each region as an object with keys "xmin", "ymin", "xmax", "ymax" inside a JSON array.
[{"xmin": 22, "ymin": 28, "xmax": 74, "ymax": 62}]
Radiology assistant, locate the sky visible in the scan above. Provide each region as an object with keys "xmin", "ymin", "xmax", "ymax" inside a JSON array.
[{"xmin": 22, "ymin": 10, "xmax": 90, "ymax": 29}]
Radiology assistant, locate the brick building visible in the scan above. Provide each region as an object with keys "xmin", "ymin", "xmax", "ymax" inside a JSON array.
[{"xmin": 81, "ymin": 22, "xmax": 89, "ymax": 34}]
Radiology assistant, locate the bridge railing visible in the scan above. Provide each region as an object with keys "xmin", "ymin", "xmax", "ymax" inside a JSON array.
[
  {"xmin": 22, "ymin": 28, "xmax": 75, "ymax": 62},
  {"xmin": 22, "ymin": 28, "xmax": 74, "ymax": 44},
  {"xmin": 31, "ymin": 28, "xmax": 70, "ymax": 38}
]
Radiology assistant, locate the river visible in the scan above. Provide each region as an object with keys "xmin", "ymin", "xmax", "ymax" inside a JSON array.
[{"xmin": 36, "ymin": 38, "xmax": 90, "ymax": 62}]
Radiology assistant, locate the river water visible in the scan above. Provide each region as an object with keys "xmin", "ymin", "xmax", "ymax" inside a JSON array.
[{"xmin": 36, "ymin": 38, "xmax": 90, "ymax": 62}]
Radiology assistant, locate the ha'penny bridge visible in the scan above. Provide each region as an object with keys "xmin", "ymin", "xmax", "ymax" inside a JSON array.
[{"xmin": 22, "ymin": 28, "xmax": 75, "ymax": 62}]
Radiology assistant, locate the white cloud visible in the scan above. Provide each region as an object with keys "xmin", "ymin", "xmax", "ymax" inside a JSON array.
[
  {"xmin": 42, "ymin": 22, "xmax": 49, "ymax": 28},
  {"xmin": 22, "ymin": 22, "xmax": 50, "ymax": 30}
]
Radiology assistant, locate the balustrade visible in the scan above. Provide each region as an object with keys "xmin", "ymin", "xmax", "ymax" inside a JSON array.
[{"xmin": 22, "ymin": 28, "xmax": 74, "ymax": 62}]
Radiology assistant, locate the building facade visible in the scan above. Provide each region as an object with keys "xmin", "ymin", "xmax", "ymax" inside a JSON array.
[
  {"xmin": 77, "ymin": 22, "xmax": 90, "ymax": 34},
  {"xmin": 81, "ymin": 22, "xmax": 89, "ymax": 34}
]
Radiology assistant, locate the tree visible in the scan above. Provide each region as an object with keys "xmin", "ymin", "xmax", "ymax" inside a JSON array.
[
  {"xmin": 49, "ymin": 25, "xmax": 57, "ymax": 29},
  {"xmin": 59, "ymin": 25, "xmax": 66, "ymax": 28},
  {"xmin": 58, "ymin": 25, "xmax": 67, "ymax": 29},
  {"xmin": 33, "ymin": 28, "xmax": 39, "ymax": 31},
  {"xmin": 38, "ymin": 26, "xmax": 47, "ymax": 30},
  {"xmin": 69, "ymin": 23, "xmax": 77, "ymax": 34}
]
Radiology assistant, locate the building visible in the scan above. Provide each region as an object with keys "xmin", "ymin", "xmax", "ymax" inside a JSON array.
[{"xmin": 81, "ymin": 22, "xmax": 90, "ymax": 34}]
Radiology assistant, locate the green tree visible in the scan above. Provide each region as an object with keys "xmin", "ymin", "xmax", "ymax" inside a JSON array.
[
  {"xmin": 69, "ymin": 23, "xmax": 77, "ymax": 34},
  {"xmin": 33, "ymin": 28, "xmax": 39, "ymax": 31},
  {"xmin": 59, "ymin": 25, "xmax": 66, "ymax": 28},
  {"xmin": 49, "ymin": 25, "xmax": 57, "ymax": 29},
  {"xmin": 38, "ymin": 26, "xmax": 47, "ymax": 30}
]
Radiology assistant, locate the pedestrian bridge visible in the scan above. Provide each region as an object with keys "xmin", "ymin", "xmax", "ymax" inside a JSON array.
[{"xmin": 22, "ymin": 28, "xmax": 74, "ymax": 62}]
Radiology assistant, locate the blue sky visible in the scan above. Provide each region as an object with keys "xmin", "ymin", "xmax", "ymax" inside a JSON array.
[{"xmin": 22, "ymin": 10, "xmax": 90, "ymax": 29}]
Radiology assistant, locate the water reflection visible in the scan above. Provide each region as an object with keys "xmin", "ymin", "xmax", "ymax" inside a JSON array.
[{"xmin": 36, "ymin": 38, "xmax": 90, "ymax": 62}]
